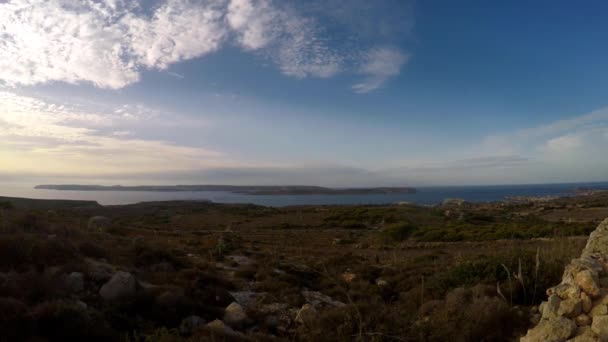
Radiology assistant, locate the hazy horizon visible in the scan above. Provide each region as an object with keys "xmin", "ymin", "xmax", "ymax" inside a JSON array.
[{"xmin": 2, "ymin": 1, "xmax": 608, "ymax": 187}]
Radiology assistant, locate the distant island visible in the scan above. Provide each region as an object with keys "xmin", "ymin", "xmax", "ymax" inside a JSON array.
[{"xmin": 35, "ymin": 184, "xmax": 417, "ymax": 195}]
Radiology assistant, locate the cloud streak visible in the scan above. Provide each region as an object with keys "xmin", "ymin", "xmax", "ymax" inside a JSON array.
[{"xmin": 352, "ymin": 47, "xmax": 409, "ymax": 93}]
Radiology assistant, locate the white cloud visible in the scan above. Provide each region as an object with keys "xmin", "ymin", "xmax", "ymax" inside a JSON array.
[
  {"xmin": 0, "ymin": 0, "xmax": 407, "ymax": 91},
  {"xmin": 352, "ymin": 47, "xmax": 409, "ymax": 93},
  {"xmin": 543, "ymin": 134, "xmax": 583, "ymax": 153},
  {"xmin": 125, "ymin": 0, "xmax": 227, "ymax": 69},
  {"xmin": 226, "ymin": 0, "xmax": 342, "ymax": 78}
]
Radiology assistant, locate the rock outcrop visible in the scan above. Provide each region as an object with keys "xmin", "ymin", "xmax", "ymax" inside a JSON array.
[{"xmin": 522, "ymin": 218, "xmax": 608, "ymax": 342}]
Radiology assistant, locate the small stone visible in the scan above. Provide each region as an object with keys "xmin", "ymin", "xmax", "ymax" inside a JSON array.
[
  {"xmin": 206, "ymin": 319, "xmax": 235, "ymax": 334},
  {"xmin": 76, "ymin": 300, "xmax": 88, "ymax": 311},
  {"xmin": 376, "ymin": 279, "xmax": 388, "ymax": 287},
  {"xmin": 591, "ymin": 315, "xmax": 608, "ymax": 340},
  {"xmin": 575, "ymin": 314, "xmax": 592, "ymax": 326},
  {"xmin": 542, "ymin": 294, "xmax": 562, "ymax": 319},
  {"xmin": 590, "ymin": 305, "xmax": 608, "ymax": 318},
  {"xmin": 601, "ymin": 277, "xmax": 608, "ymax": 288},
  {"xmin": 560, "ymin": 298, "xmax": 583, "ymax": 318},
  {"xmin": 99, "ymin": 271, "xmax": 137, "ymax": 301},
  {"xmin": 576, "ymin": 270, "xmax": 601, "ymax": 298},
  {"xmin": 223, "ymin": 302, "xmax": 248, "ymax": 329},
  {"xmin": 341, "ymin": 272, "xmax": 356, "ymax": 283},
  {"xmin": 550, "ymin": 283, "xmax": 582, "ymax": 299},
  {"xmin": 64, "ymin": 272, "xmax": 84, "ymax": 293}
]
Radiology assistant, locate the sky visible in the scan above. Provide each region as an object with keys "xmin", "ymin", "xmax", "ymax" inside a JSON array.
[{"xmin": 1, "ymin": 0, "xmax": 608, "ymax": 187}]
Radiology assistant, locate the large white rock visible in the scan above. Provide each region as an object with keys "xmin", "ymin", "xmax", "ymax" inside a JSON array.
[{"xmin": 99, "ymin": 271, "xmax": 137, "ymax": 301}]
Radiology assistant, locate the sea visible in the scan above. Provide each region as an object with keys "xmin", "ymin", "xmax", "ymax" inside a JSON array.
[{"xmin": 1, "ymin": 182, "xmax": 608, "ymax": 207}]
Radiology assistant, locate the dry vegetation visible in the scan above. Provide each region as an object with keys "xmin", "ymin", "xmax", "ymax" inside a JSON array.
[{"xmin": 0, "ymin": 193, "xmax": 606, "ymax": 341}]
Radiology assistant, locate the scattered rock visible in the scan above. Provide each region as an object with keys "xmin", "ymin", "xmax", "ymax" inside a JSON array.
[
  {"xmin": 224, "ymin": 302, "xmax": 248, "ymax": 329},
  {"xmin": 99, "ymin": 271, "xmax": 137, "ymax": 301}
]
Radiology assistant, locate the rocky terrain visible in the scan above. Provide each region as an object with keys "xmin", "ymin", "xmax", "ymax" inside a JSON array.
[
  {"xmin": 0, "ymin": 192, "xmax": 607, "ymax": 341},
  {"xmin": 522, "ymin": 218, "xmax": 608, "ymax": 342}
]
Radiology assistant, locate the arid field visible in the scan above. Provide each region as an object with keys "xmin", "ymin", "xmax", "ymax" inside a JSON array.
[{"xmin": 0, "ymin": 193, "xmax": 606, "ymax": 341}]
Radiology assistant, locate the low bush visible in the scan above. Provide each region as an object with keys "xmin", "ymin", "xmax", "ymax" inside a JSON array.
[{"xmin": 381, "ymin": 222, "xmax": 417, "ymax": 242}]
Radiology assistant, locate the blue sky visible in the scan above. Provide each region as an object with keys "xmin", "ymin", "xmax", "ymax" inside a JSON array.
[{"xmin": 1, "ymin": 0, "xmax": 608, "ymax": 186}]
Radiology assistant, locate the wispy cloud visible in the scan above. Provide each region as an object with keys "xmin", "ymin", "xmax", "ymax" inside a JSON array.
[
  {"xmin": 352, "ymin": 47, "xmax": 409, "ymax": 93},
  {"xmin": 0, "ymin": 0, "xmax": 410, "ymax": 92},
  {"xmin": 0, "ymin": 91, "xmax": 230, "ymax": 176}
]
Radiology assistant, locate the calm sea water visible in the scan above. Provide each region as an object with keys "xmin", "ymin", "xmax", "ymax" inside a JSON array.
[{"xmin": 1, "ymin": 182, "xmax": 608, "ymax": 207}]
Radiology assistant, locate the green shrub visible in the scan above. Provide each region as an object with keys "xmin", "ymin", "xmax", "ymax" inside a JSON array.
[
  {"xmin": 382, "ymin": 222, "xmax": 416, "ymax": 242},
  {"xmin": 32, "ymin": 300, "xmax": 116, "ymax": 341}
]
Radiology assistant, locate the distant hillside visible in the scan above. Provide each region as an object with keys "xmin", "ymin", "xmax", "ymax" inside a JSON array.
[
  {"xmin": 0, "ymin": 196, "xmax": 101, "ymax": 209},
  {"xmin": 35, "ymin": 184, "xmax": 416, "ymax": 195}
]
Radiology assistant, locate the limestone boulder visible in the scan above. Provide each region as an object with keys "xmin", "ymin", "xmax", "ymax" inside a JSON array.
[
  {"xmin": 576, "ymin": 270, "xmax": 601, "ymax": 298},
  {"xmin": 521, "ymin": 316, "xmax": 576, "ymax": 342},
  {"xmin": 99, "ymin": 271, "xmax": 137, "ymax": 301},
  {"xmin": 591, "ymin": 315, "xmax": 608, "ymax": 341}
]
